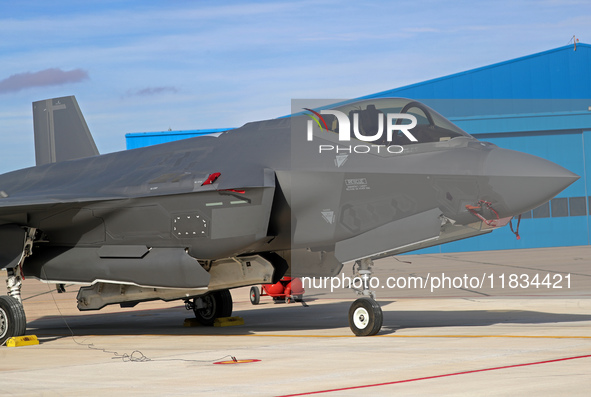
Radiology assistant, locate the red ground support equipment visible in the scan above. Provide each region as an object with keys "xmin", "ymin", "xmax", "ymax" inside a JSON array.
[{"xmin": 249, "ymin": 277, "xmax": 305, "ymax": 304}]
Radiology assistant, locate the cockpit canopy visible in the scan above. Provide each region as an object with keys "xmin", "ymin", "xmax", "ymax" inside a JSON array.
[{"xmin": 323, "ymin": 98, "xmax": 472, "ymax": 145}]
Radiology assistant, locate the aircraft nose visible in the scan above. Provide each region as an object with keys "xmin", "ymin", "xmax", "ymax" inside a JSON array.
[{"xmin": 482, "ymin": 148, "xmax": 579, "ymax": 217}]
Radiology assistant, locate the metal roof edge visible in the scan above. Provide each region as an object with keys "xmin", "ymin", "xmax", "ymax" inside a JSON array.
[
  {"xmin": 125, "ymin": 128, "xmax": 234, "ymax": 138},
  {"xmin": 359, "ymin": 43, "xmax": 591, "ymax": 99}
]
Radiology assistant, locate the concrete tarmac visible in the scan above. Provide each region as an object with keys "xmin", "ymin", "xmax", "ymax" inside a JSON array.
[{"xmin": 1, "ymin": 246, "xmax": 590, "ymax": 396}]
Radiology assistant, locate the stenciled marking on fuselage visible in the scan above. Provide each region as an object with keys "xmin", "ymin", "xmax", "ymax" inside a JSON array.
[{"xmin": 345, "ymin": 178, "xmax": 370, "ymax": 191}]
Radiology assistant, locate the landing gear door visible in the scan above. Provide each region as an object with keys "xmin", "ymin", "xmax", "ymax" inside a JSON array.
[
  {"xmin": 210, "ymin": 168, "xmax": 276, "ymax": 243},
  {"xmin": 282, "ymin": 171, "xmax": 344, "ymax": 246},
  {"xmin": 0, "ymin": 225, "xmax": 27, "ymax": 270}
]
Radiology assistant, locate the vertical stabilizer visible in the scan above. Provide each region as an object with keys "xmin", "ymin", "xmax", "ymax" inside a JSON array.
[{"xmin": 33, "ymin": 96, "xmax": 99, "ymax": 166}]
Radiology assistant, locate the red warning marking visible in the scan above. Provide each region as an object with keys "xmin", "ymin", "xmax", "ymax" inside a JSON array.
[
  {"xmin": 219, "ymin": 189, "xmax": 246, "ymax": 194},
  {"xmin": 214, "ymin": 359, "xmax": 261, "ymax": 365},
  {"xmin": 202, "ymin": 172, "xmax": 221, "ymax": 186},
  {"xmin": 278, "ymin": 354, "xmax": 591, "ymax": 396}
]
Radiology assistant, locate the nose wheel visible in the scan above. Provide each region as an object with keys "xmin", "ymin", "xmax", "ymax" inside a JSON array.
[{"xmin": 348, "ymin": 297, "xmax": 382, "ymax": 336}]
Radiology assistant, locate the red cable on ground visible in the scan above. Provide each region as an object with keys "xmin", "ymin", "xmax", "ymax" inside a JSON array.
[{"xmin": 278, "ymin": 354, "xmax": 591, "ymax": 397}]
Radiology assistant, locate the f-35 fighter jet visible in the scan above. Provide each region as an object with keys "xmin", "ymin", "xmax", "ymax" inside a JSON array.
[{"xmin": 0, "ymin": 96, "xmax": 577, "ymax": 342}]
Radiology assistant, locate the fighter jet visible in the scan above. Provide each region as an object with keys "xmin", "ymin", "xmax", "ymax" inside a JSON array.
[{"xmin": 0, "ymin": 96, "xmax": 578, "ymax": 343}]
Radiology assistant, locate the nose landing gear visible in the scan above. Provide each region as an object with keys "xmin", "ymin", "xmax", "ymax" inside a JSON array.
[{"xmin": 348, "ymin": 258, "xmax": 382, "ymax": 336}]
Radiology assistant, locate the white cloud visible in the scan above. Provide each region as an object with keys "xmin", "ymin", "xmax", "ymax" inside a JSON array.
[{"xmin": 0, "ymin": 68, "xmax": 89, "ymax": 94}]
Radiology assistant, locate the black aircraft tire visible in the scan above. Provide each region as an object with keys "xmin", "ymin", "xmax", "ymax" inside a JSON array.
[
  {"xmin": 215, "ymin": 289, "xmax": 233, "ymax": 318},
  {"xmin": 0, "ymin": 295, "xmax": 26, "ymax": 346},
  {"xmin": 192, "ymin": 294, "xmax": 218, "ymax": 326},
  {"xmin": 193, "ymin": 290, "xmax": 233, "ymax": 326},
  {"xmin": 250, "ymin": 286, "xmax": 260, "ymax": 305},
  {"xmin": 348, "ymin": 297, "xmax": 383, "ymax": 336}
]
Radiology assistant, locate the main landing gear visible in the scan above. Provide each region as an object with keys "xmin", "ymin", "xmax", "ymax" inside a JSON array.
[
  {"xmin": 0, "ymin": 295, "xmax": 26, "ymax": 345},
  {"xmin": 185, "ymin": 289, "xmax": 233, "ymax": 326},
  {"xmin": 1, "ymin": 228, "xmax": 34, "ymax": 346},
  {"xmin": 348, "ymin": 258, "xmax": 383, "ymax": 336},
  {"xmin": 1, "ymin": 268, "xmax": 27, "ymax": 345}
]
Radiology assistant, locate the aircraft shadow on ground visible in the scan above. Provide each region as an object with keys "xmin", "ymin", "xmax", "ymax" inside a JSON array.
[{"xmin": 25, "ymin": 298, "xmax": 591, "ymax": 340}]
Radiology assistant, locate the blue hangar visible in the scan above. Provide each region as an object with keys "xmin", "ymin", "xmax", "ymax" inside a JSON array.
[{"xmin": 125, "ymin": 43, "xmax": 591, "ymax": 253}]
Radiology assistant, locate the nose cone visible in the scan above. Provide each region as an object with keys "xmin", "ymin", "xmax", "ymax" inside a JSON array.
[{"xmin": 483, "ymin": 148, "xmax": 579, "ymax": 217}]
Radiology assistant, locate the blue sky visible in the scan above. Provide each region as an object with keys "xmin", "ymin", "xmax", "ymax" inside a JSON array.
[{"xmin": 1, "ymin": 0, "xmax": 590, "ymax": 173}]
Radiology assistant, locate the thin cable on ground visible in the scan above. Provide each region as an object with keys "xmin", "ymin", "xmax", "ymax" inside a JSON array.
[
  {"xmin": 22, "ymin": 284, "xmax": 75, "ymax": 301},
  {"xmin": 39, "ymin": 268, "xmax": 237, "ymax": 363}
]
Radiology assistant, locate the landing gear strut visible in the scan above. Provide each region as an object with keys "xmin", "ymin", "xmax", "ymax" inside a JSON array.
[
  {"xmin": 6, "ymin": 268, "xmax": 23, "ymax": 303},
  {"xmin": 186, "ymin": 289, "xmax": 233, "ymax": 326},
  {"xmin": 348, "ymin": 258, "xmax": 382, "ymax": 336}
]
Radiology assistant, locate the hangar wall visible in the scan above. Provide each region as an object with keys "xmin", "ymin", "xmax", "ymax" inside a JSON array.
[
  {"xmin": 125, "ymin": 43, "xmax": 591, "ymax": 253},
  {"xmin": 126, "ymin": 128, "xmax": 233, "ymax": 149}
]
